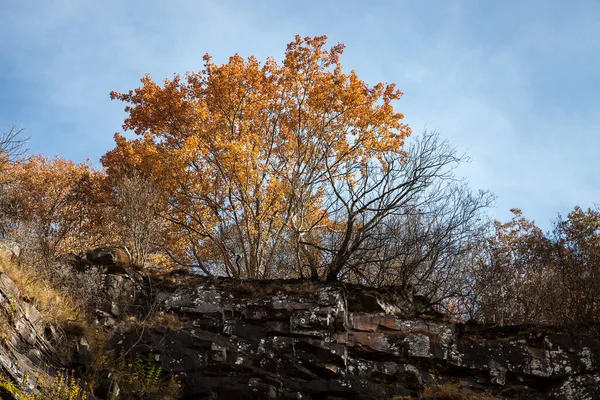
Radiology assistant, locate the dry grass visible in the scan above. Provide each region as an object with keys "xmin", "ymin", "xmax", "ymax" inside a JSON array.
[
  {"xmin": 127, "ymin": 311, "xmax": 185, "ymax": 331},
  {"xmin": 422, "ymin": 381, "xmax": 495, "ymax": 400},
  {"xmin": 0, "ymin": 255, "xmax": 86, "ymax": 331},
  {"xmin": 35, "ymin": 368, "xmax": 89, "ymax": 400}
]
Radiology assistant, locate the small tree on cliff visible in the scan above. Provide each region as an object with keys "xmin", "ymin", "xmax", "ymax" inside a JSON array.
[
  {"xmin": 108, "ymin": 171, "xmax": 164, "ymax": 266},
  {"xmin": 103, "ymin": 35, "xmax": 476, "ymax": 281}
]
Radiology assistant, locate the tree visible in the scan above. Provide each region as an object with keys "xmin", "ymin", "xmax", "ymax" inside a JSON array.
[
  {"xmin": 550, "ymin": 206, "xmax": 600, "ymax": 324},
  {"xmin": 346, "ymin": 162, "xmax": 493, "ymax": 312},
  {"xmin": 0, "ymin": 126, "xmax": 28, "ymax": 169},
  {"xmin": 2, "ymin": 156, "xmax": 106, "ymax": 258},
  {"xmin": 468, "ymin": 206, "xmax": 600, "ymax": 326},
  {"xmin": 471, "ymin": 209, "xmax": 550, "ymax": 324},
  {"xmin": 0, "ymin": 127, "xmax": 28, "ymax": 237},
  {"xmin": 103, "ymin": 35, "xmax": 411, "ymax": 279},
  {"xmin": 107, "ymin": 171, "xmax": 164, "ymax": 266},
  {"xmin": 312, "ymin": 131, "xmax": 493, "ymax": 282}
]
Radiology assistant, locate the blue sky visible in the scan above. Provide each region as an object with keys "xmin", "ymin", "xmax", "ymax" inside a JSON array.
[{"xmin": 1, "ymin": 0, "xmax": 599, "ymax": 230}]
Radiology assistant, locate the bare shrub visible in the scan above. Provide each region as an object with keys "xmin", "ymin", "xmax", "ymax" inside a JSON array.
[{"xmin": 107, "ymin": 172, "xmax": 163, "ymax": 267}]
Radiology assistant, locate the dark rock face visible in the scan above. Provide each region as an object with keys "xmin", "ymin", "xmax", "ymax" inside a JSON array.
[
  {"xmin": 0, "ymin": 252, "xmax": 145, "ymax": 398},
  {"xmin": 108, "ymin": 279, "xmax": 600, "ymax": 399},
  {"xmin": 0, "ymin": 272, "xmax": 58, "ymax": 397},
  {"xmin": 3, "ymin": 260, "xmax": 600, "ymax": 399},
  {"xmin": 60, "ymin": 249, "xmax": 145, "ymax": 321}
]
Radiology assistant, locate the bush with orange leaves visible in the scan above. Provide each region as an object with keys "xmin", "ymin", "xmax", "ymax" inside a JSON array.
[{"xmin": 0, "ymin": 155, "xmax": 107, "ymax": 260}]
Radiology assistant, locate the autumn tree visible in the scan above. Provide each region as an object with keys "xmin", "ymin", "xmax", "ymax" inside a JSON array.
[
  {"xmin": 104, "ymin": 35, "xmax": 411, "ymax": 279},
  {"xmin": 2, "ymin": 156, "xmax": 106, "ymax": 259},
  {"xmin": 549, "ymin": 206, "xmax": 600, "ymax": 324},
  {"xmin": 469, "ymin": 209, "xmax": 550, "ymax": 324},
  {"xmin": 465, "ymin": 206, "xmax": 600, "ymax": 326}
]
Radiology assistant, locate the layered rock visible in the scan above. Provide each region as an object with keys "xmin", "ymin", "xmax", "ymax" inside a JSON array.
[
  {"xmin": 0, "ymin": 272, "xmax": 58, "ymax": 397},
  {"xmin": 3, "ymin": 253, "xmax": 600, "ymax": 399},
  {"xmin": 110, "ymin": 278, "xmax": 600, "ymax": 399},
  {"xmin": 0, "ymin": 247, "xmax": 145, "ymax": 399}
]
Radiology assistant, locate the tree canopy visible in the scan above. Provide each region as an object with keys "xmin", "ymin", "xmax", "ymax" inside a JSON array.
[{"xmin": 103, "ymin": 35, "xmax": 414, "ymax": 280}]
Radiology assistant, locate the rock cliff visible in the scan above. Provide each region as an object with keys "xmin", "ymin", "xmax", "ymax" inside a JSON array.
[
  {"xmin": 2, "ymin": 255, "xmax": 600, "ymax": 399},
  {"xmin": 114, "ymin": 278, "xmax": 600, "ymax": 399}
]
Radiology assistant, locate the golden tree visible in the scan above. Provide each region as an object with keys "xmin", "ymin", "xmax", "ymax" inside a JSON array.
[
  {"xmin": 3, "ymin": 155, "xmax": 106, "ymax": 257},
  {"xmin": 479, "ymin": 209, "xmax": 549, "ymax": 324},
  {"xmin": 103, "ymin": 35, "xmax": 411, "ymax": 279}
]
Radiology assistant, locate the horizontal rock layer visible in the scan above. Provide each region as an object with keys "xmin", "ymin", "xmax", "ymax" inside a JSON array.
[
  {"xmin": 2, "ymin": 250, "xmax": 600, "ymax": 399},
  {"xmin": 109, "ymin": 278, "xmax": 600, "ymax": 399}
]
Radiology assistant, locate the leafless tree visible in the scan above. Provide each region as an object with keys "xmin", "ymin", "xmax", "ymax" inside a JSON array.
[
  {"xmin": 355, "ymin": 187, "xmax": 492, "ymax": 310},
  {"xmin": 0, "ymin": 126, "xmax": 28, "ymax": 167},
  {"xmin": 298, "ymin": 130, "xmax": 493, "ymax": 282},
  {"xmin": 0, "ymin": 127, "xmax": 28, "ymax": 237},
  {"xmin": 111, "ymin": 172, "xmax": 163, "ymax": 266}
]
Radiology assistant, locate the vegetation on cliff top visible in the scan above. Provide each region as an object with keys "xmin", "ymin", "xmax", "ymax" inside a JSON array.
[{"xmin": 0, "ymin": 36, "xmax": 599, "ymax": 328}]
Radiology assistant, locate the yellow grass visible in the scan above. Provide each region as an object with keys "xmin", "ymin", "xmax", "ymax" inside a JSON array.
[{"xmin": 0, "ymin": 256, "xmax": 86, "ymax": 330}]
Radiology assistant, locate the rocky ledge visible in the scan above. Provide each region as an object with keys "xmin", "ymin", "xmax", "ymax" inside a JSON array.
[
  {"xmin": 115, "ymin": 277, "xmax": 600, "ymax": 399},
  {"xmin": 2, "ymin": 253, "xmax": 600, "ymax": 399}
]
